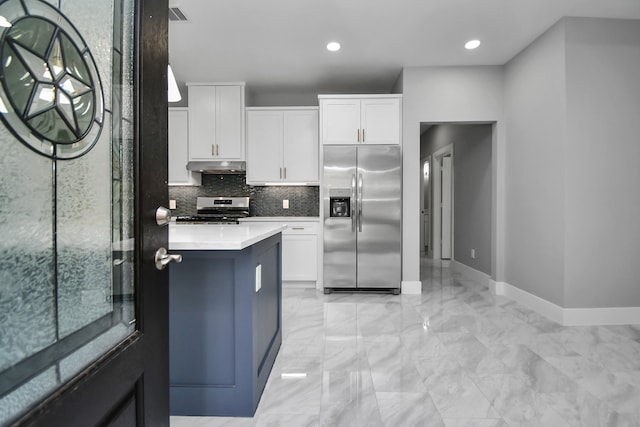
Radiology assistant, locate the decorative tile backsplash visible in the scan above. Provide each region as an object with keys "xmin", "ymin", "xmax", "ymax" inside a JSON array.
[{"xmin": 168, "ymin": 174, "xmax": 319, "ymax": 217}]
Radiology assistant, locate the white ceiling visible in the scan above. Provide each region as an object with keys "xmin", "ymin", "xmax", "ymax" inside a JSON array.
[{"xmin": 168, "ymin": 0, "xmax": 640, "ymax": 101}]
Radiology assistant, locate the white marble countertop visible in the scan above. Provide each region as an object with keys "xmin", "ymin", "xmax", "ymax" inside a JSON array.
[
  {"xmin": 169, "ymin": 223, "xmax": 286, "ymax": 250},
  {"xmin": 239, "ymin": 217, "xmax": 320, "ymax": 222}
]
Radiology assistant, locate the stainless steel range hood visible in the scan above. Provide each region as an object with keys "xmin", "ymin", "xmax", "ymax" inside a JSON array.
[{"xmin": 186, "ymin": 161, "xmax": 246, "ymax": 174}]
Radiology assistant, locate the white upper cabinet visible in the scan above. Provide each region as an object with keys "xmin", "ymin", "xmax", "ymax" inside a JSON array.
[
  {"xmin": 319, "ymin": 95, "xmax": 402, "ymax": 145},
  {"xmin": 187, "ymin": 83, "xmax": 245, "ymax": 161},
  {"xmin": 246, "ymin": 107, "xmax": 319, "ymax": 184},
  {"xmin": 168, "ymin": 108, "xmax": 200, "ymax": 185}
]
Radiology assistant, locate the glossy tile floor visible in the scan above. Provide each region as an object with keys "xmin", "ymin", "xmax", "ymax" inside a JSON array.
[{"xmin": 171, "ymin": 258, "xmax": 640, "ymax": 427}]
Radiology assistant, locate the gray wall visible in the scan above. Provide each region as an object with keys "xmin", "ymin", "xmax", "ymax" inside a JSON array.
[
  {"xmin": 504, "ymin": 17, "xmax": 640, "ymax": 308},
  {"xmin": 421, "ymin": 124, "xmax": 492, "ymax": 275},
  {"xmin": 402, "ymin": 66, "xmax": 505, "ymax": 288},
  {"xmin": 563, "ymin": 18, "xmax": 640, "ymax": 308},
  {"xmin": 504, "ymin": 19, "xmax": 567, "ymax": 306}
]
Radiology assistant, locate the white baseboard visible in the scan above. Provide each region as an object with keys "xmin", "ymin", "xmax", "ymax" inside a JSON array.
[
  {"xmin": 491, "ymin": 281, "xmax": 564, "ymax": 324},
  {"xmin": 490, "ymin": 280, "xmax": 640, "ymax": 326},
  {"xmin": 452, "ymin": 260, "xmax": 491, "ymax": 289},
  {"xmin": 401, "ymin": 281, "xmax": 422, "ymax": 294},
  {"xmin": 563, "ymin": 307, "xmax": 640, "ymax": 326}
]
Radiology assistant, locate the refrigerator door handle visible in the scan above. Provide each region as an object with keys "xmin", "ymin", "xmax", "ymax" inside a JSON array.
[
  {"xmin": 351, "ymin": 174, "xmax": 357, "ymax": 232},
  {"xmin": 358, "ymin": 173, "xmax": 363, "ymax": 232}
]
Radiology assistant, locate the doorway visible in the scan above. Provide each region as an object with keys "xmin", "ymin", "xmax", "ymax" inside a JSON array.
[
  {"xmin": 432, "ymin": 145, "xmax": 454, "ymax": 261},
  {"xmin": 419, "ymin": 123, "xmax": 493, "ymax": 279},
  {"xmin": 420, "ymin": 158, "xmax": 431, "ymax": 255}
]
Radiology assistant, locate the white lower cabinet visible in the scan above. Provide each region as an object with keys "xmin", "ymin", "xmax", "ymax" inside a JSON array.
[
  {"xmin": 240, "ymin": 219, "xmax": 319, "ymax": 284},
  {"xmin": 282, "ymin": 224, "xmax": 317, "ymax": 282}
]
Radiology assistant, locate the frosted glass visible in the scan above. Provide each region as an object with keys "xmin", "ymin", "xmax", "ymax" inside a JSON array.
[
  {"xmin": 56, "ymin": 114, "xmax": 114, "ymax": 337},
  {"xmin": 0, "ymin": 368, "xmax": 58, "ymax": 426},
  {"xmin": 61, "ymin": 0, "xmax": 113, "ymax": 112},
  {"xmin": 0, "ymin": 126, "xmax": 55, "ymax": 372}
]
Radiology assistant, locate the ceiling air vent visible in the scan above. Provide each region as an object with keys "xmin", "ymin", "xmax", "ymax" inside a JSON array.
[{"xmin": 168, "ymin": 7, "xmax": 188, "ymax": 22}]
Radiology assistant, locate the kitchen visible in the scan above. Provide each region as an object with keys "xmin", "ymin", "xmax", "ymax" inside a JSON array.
[
  {"xmin": 1, "ymin": 0, "xmax": 639, "ymax": 425},
  {"xmin": 166, "ymin": 77, "xmax": 404, "ymax": 414},
  {"xmin": 164, "ymin": 1, "xmax": 640, "ymax": 426}
]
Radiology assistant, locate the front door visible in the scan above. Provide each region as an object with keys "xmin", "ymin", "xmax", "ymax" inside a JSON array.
[{"xmin": 0, "ymin": 0, "xmax": 169, "ymax": 426}]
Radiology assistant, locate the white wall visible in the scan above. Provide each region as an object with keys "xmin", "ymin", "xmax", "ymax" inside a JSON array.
[
  {"xmin": 504, "ymin": 20, "xmax": 567, "ymax": 306},
  {"xmin": 401, "ymin": 67, "xmax": 505, "ymax": 290},
  {"xmin": 563, "ymin": 18, "xmax": 640, "ymax": 308}
]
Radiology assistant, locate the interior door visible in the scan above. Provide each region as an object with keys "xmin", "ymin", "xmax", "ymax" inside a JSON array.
[
  {"xmin": 441, "ymin": 155, "xmax": 452, "ymax": 259},
  {"xmin": 0, "ymin": 1, "xmax": 169, "ymax": 426}
]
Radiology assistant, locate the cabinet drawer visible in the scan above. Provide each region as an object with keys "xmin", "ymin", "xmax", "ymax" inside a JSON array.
[{"xmin": 282, "ymin": 222, "xmax": 317, "ymax": 235}]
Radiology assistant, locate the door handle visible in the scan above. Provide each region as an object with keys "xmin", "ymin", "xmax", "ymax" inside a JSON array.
[
  {"xmin": 155, "ymin": 206, "xmax": 172, "ymax": 226},
  {"xmin": 154, "ymin": 247, "xmax": 182, "ymax": 270},
  {"xmin": 351, "ymin": 174, "xmax": 356, "ymax": 232},
  {"xmin": 358, "ymin": 173, "xmax": 363, "ymax": 232}
]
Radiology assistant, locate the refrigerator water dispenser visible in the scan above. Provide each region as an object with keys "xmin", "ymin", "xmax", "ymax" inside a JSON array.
[{"xmin": 329, "ymin": 188, "xmax": 351, "ymax": 217}]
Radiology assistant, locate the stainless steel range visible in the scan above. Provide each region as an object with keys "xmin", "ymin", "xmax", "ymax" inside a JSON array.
[{"xmin": 175, "ymin": 196, "xmax": 250, "ymax": 224}]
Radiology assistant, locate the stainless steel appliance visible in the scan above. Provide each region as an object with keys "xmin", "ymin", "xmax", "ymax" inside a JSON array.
[
  {"xmin": 175, "ymin": 196, "xmax": 250, "ymax": 224},
  {"xmin": 323, "ymin": 145, "xmax": 401, "ymax": 294}
]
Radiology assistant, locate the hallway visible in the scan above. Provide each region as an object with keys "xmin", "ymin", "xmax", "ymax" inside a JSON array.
[{"xmin": 171, "ymin": 259, "xmax": 640, "ymax": 426}]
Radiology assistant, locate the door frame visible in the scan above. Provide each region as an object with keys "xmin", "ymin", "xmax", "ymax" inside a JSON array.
[
  {"xmin": 11, "ymin": 0, "xmax": 170, "ymax": 425},
  {"xmin": 431, "ymin": 144, "xmax": 453, "ymax": 261},
  {"xmin": 419, "ymin": 155, "xmax": 431, "ymax": 255}
]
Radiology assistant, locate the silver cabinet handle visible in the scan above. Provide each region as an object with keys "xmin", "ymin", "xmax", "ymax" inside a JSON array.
[
  {"xmin": 280, "ymin": 167, "xmax": 282, "ymax": 179},
  {"xmin": 357, "ymin": 129, "xmax": 360, "ymax": 142},
  {"xmin": 156, "ymin": 206, "xmax": 172, "ymax": 226},
  {"xmin": 216, "ymin": 144, "xmax": 219, "ymax": 156},
  {"xmin": 212, "ymin": 144, "xmax": 215, "ymax": 156},
  {"xmin": 154, "ymin": 247, "xmax": 182, "ymax": 270},
  {"xmin": 362, "ymin": 129, "xmax": 365, "ymax": 143},
  {"xmin": 283, "ymin": 167, "xmax": 287, "ymax": 180},
  {"xmin": 291, "ymin": 226, "xmax": 305, "ymax": 230}
]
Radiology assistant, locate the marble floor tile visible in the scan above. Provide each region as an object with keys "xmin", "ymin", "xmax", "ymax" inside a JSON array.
[
  {"xmin": 365, "ymin": 338, "xmax": 427, "ymax": 393},
  {"xmin": 443, "ymin": 419, "xmax": 507, "ymax": 427},
  {"xmin": 376, "ymin": 392, "xmax": 444, "ymax": 427},
  {"xmin": 171, "ymin": 259, "xmax": 640, "ymax": 427}
]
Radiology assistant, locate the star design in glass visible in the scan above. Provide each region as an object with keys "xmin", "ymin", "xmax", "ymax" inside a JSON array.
[{"xmin": 13, "ymin": 31, "xmax": 93, "ymax": 139}]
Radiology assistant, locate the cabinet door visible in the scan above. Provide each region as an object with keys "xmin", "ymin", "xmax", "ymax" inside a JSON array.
[
  {"xmin": 360, "ymin": 98, "xmax": 401, "ymax": 145},
  {"xmin": 215, "ymin": 85, "xmax": 244, "ymax": 160},
  {"xmin": 169, "ymin": 109, "xmax": 200, "ymax": 185},
  {"xmin": 282, "ymin": 234, "xmax": 318, "ymax": 281},
  {"xmin": 188, "ymin": 86, "xmax": 217, "ymax": 160},
  {"xmin": 321, "ymin": 99, "xmax": 360, "ymax": 145},
  {"xmin": 246, "ymin": 110, "xmax": 283, "ymax": 183},
  {"xmin": 283, "ymin": 110, "xmax": 319, "ymax": 183}
]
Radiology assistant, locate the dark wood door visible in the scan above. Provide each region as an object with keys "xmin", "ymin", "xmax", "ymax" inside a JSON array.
[{"xmin": 0, "ymin": 0, "xmax": 170, "ymax": 425}]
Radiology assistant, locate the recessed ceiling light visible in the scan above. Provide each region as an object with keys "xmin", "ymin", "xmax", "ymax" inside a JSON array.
[
  {"xmin": 465, "ymin": 39, "xmax": 481, "ymax": 50},
  {"xmin": 326, "ymin": 42, "xmax": 341, "ymax": 52}
]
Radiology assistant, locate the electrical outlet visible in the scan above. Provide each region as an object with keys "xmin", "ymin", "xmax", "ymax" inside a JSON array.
[
  {"xmin": 255, "ymin": 264, "xmax": 262, "ymax": 292},
  {"xmin": 283, "ymin": 199, "xmax": 289, "ymax": 209},
  {"xmin": 471, "ymin": 249, "xmax": 476, "ymax": 259},
  {"xmin": 169, "ymin": 199, "xmax": 177, "ymax": 209}
]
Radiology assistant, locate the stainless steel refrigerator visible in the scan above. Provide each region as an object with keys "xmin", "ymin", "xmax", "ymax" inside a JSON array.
[{"xmin": 323, "ymin": 145, "xmax": 402, "ymax": 293}]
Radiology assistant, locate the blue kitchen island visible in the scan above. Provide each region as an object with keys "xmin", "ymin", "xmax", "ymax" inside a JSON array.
[{"xmin": 168, "ymin": 223, "xmax": 285, "ymax": 417}]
